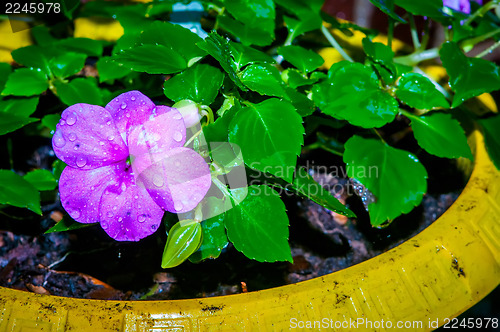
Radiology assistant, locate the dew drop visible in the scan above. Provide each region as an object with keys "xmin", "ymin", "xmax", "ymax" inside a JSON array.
[
  {"xmin": 53, "ymin": 133, "xmax": 66, "ymax": 148},
  {"xmin": 66, "ymin": 113, "xmax": 77, "ymax": 125},
  {"xmin": 138, "ymin": 214, "xmax": 146, "ymax": 223},
  {"xmin": 134, "ymin": 195, "xmax": 139, "ymax": 199},
  {"xmin": 107, "ymin": 135, "xmax": 115, "ymax": 141},
  {"xmin": 131, "ymin": 96, "xmax": 136, "ymax": 101},
  {"xmin": 76, "ymin": 156, "xmax": 87, "ymax": 168},
  {"xmin": 99, "ymin": 141, "xmax": 105, "ymax": 146},
  {"xmin": 118, "ymin": 217, "xmax": 123, "ymax": 222},
  {"xmin": 173, "ymin": 113, "xmax": 182, "ymax": 120},
  {"xmin": 113, "ymin": 206, "xmax": 118, "ymax": 211},
  {"xmin": 106, "ymin": 211, "xmax": 113, "ymax": 218},
  {"xmin": 173, "ymin": 131, "xmax": 183, "ymax": 142},
  {"xmin": 73, "ymin": 145, "xmax": 79, "ymax": 151},
  {"xmin": 72, "ymin": 209, "xmax": 81, "ymax": 219},
  {"xmin": 126, "ymin": 113, "xmax": 131, "ymax": 118},
  {"xmin": 68, "ymin": 133, "xmax": 77, "ymax": 141},
  {"xmin": 101, "ymin": 221, "xmax": 109, "ymax": 229},
  {"xmin": 106, "ymin": 120, "xmax": 112, "ymax": 126},
  {"xmin": 120, "ymin": 102, "xmax": 127, "ymax": 110},
  {"xmin": 153, "ymin": 175, "xmax": 164, "ymax": 187},
  {"xmin": 174, "ymin": 202, "xmax": 183, "ymax": 211},
  {"xmin": 60, "ymin": 119, "xmax": 66, "ymax": 126},
  {"xmin": 121, "ymin": 182, "xmax": 127, "ymax": 192}
]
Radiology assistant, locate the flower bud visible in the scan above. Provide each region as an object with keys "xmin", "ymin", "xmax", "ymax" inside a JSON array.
[{"xmin": 173, "ymin": 100, "xmax": 202, "ymax": 128}]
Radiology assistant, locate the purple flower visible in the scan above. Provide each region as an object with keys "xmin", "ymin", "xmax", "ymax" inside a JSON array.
[
  {"xmin": 444, "ymin": 0, "xmax": 482, "ymax": 14},
  {"xmin": 52, "ymin": 91, "xmax": 211, "ymax": 241}
]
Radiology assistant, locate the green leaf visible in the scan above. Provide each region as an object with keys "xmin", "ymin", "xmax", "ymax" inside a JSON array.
[
  {"xmin": 362, "ymin": 38, "xmax": 396, "ymax": 74},
  {"xmin": 396, "ymin": 73, "xmax": 449, "ymax": 109},
  {"xmin": 230, "ymin": 42, "xmax": 276, "ymax": 71},
  {"xmin": 369, "ymin": 0, "xmax": 406, "ymax": 23},
  {"xmin": 292, "ymin": 167, "xmax": 356, "ymax": 217},
  {"xmin": 409, "ymin": 112, "xmax": 472, "ymax": 159},
  {"xmin": 140, "ymin": 21, "xmax": 207, "ymax": 62},
  {"xmin": 0, "ymin": 97, "xmax": 39, "ymax": 117},
  {"xmin": 394, "ymin": 0, "xmax": 444, "ymax": 17},
  {"xmin": 96, "ymin": 57, "xmax": 131, "ymax": 82},
  {"xmin": 0, "ymin": 170, "xmax": 41, "ymax": 215},
  {"xmin": 2, "ymin": 69, "xmax": 48, "ymax": 97},
  {"xmin": 0, "ymin": 113, "xmax": 38, "ymax": 135},
  {"xmin": 0, "ymin": 63, "xmax": 11, "ymax": 92},
  {"xmin": 225, "ymin": 185, "xmax": 292, "ymax": 262},
  {"xmin": 56, "ymin": 38, "xmax": 104, "ymax": 57},
  {"xmin": 284, "ymin": 87, "xmax": 315, "ymax": 117},
  {"xmin": 41, "ymin": 114, "xmax": 61, "ymax": 132},
  {"xmin": 198, "ymin": 32, "xmax": 246, "ymax": 90},
  {"xmin": 223, "ymin": 0, "xmax": 276, "ymax": 33},
  {"xmin": 479, "ymin": 115, "xmax": 500, "ymax": 170},
  {"xmin": 50, "ymin": 52, "xmax": 87, "ymax": 78},
  {"xmin": 11, "ymin": 46, "xmax": 56, "ymax": 75},
  {"xmin": 284, "ymin": 69, "xmax": 313, "ymax": 89},
  {"xmin": 239, "ymin": 63, "xmax": 286, "ymax": 97},
  {"xmin": 23, "ymin": 169, "xmax": 57, "ymax": 191},
  {"xmin": 203, "ymin": 100, "xmax": 241, "ymax": 144},
  {"xmin": 278, "ymin": 45, "xmax": 324, "ymax": 74},
  {"xmin": 54, "ymin": 78, "xmax": 103, "ymax": 106},
  {"xmin": 283, "ymin": 12, "xmax": 323, "ymax": 43},
  {"xmin": 218, "ymin": 15, "xmax": 274, "ymax": 47},
  {"xmin": 52, "ymin": 160, "xmax": 67, "ymax": 181},
  {"xmin": 162, "ymin": 220, "xmax": 202, "ymax": 268},
  {"xmin": 343, "ymin": 136, "xmax": 428, "ymax": 226},
  {"xmin": 274, "ymin": 0, "xmax": 324, "ymax": 16},
  {"xmin": 61, "ymin": 0, "xmax": 80, "ymax": 18},
  {"xmin": 228, "ymin": 99, "xmax": 304, "ymax": 182},
  {"xmin": 189, "ymin": 197, "xmax": 230, "ymax": 263},
  {"xmin": 312, "ymin": 62, "xmax": 398, "ymax": 128},
  {"xmin": 113, "ymin": 45, "xmax": 187, "ymax": 75},
  {"xmin": 440, "ymin": 42, "xmax": 500, "ymax": 108},
  {"xmin": 45, "ymin": 218, "xmax": 96, "ymax": 234},
  {"xmin": 164, "ymin": 64, "xmax": 224, "ymax": 105}
]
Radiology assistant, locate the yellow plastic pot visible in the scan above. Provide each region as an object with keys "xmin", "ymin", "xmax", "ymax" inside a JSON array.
[{"xmin": 0, "ymin": 129, "xmax": 498, "ymax": 331}]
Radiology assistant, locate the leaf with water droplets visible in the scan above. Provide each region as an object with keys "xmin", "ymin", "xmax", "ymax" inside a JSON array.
[
  {"xmin": 45, "ymin": 217, "xmax": 97, "ymax": 234},
  {"xmin": 162, "ymin": 220, "xmax": 202, "ymax": 268},
  {"xmin": 440, "ymin": 42, "xmax": 500, "ymax": 108},
  {"xmin": 343, "ymin": 135, "xmax": 428, "ymax": 226},
  {"xmin": 0, "ymin": 170, "xmax": 42, "ymax": 215},
  {"xmin": 2, "ymin": 68, "xmax": 49, "ymax": 97}
]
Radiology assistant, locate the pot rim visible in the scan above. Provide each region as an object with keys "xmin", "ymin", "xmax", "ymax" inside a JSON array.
[{"xmin": 0, "ymin": 129, "xmax": 498, "ymax": 331}]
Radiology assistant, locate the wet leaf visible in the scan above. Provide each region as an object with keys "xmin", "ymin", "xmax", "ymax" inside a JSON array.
[
  {"xmin": 396, "ymin": 72, "xmax": 449, "ymax": 109},
  {"xmin": 2, "ymin": 69, "xmax": 48, "ymax": 97},
  {"xmin": 239, "ymin": 63, "xmax": 286, "ymax": 97},
  {"xmin": 45, "ymin": 217, "xmax": 96, "ymax": 233},
  {"xmin": 278, "ymin": 45, "xmax": 324, "ymax": 74},
  {"xmin": 162, "ymin": 220, "xmax": 202, "ymax": 268},
  {"xmin": 24, "ymin": 169, "xmax": 57, "ymax": 191}
]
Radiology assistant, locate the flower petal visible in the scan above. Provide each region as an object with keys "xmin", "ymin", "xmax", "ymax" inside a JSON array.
[
  {"xmin": 128, "ymin": 108, "xmax": 186, "ymax": 176},
  {"xmin": 59, "ymin": 164, "xmax": 121, "ymax": 224},
  {"xmin": 105, "ymin": 90, "xmax": 159, "ymax": 143},
  {"xmin": 99, "ymin": 164, "xmax": 164, "ymax": 241},
  {"xmin": 53, "ymin": 104, "xmax": 128, "ymax": 170},
  {"xmin": 137, "ymin": 147, "xmax": 211, "ymax": 213}
]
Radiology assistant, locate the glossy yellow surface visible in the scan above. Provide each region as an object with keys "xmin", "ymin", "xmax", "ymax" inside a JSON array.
[
  {"xmin": 0, "ymin": 130, "xmax": 498, "ymax": 331},
  {"xmin": 0, "ymin": 20, "xmax": 32, "ymax": 63},
  {"xmin": 74, "ymin": 17, "xmax": 124, "ymax": 42}
]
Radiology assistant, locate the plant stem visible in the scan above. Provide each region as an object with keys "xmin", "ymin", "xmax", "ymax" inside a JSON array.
[
  {"xmin": 184, "ymin": 128, "xmax": 203, "ymax": 147},
  {"xmin": 394, "ymin": 48, "xmax": 439, "ymax": 66},
  {"xmin": 460, "ymin": 28, "xmax": 500, "ymax": 52},
  {"xmin": 398, "ymin": 108, "xmax": 417, "ymax": 120},
  {"xmin": 464, "ymin": 1, "xmax": 499, "ymax": 27},
  {"xmin": 387, "ymin": 18, "xmax": 394, "ymax": 49},
  {"xmin": 371, "ymin": 128, "xmax": 387, "ymax": 144},
  {"xmin": 409, "ymin": 14, "xmax": 421, "ymax": 50},
  {"xmin": 476, "ymin": 40, "xmax": 500, "ymax": 58},
  {"xmin": 419, "ymin": 18, "xmax": 430, "ymax": 51},
  {"xmin": 321, "ymin": 25, "xmax": 353, "ymax": 62}
]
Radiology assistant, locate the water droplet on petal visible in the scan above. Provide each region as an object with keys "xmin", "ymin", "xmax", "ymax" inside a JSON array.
[
  {"xmin": 72, "ymin": 209, "xmax": 81, "ymax": 219},
  {"xmin": 120, "ymin": 102, "xmax": 127, "ymax": 110},
  {"xmin": 118, "ymin": 217, "xmax": 123, "ymax": 222},
  {"xmin": 174, "ymin": 202, "xmax": 183, "ymax": 211},
  {"xmin": 113, "ymin": 206, "xmax": 118, "ymax": 211},
  {"xmin": 131, "ymin": 96, "xmax": 136, "ymax": 101},
  {"xmin": 101, "ymin": 221, "xmax": 109, "ymax": 229},
  {"xmin": 99, "ymin": 141, "xmax": 105, "ymax": 146},
  {"xmin": 106, "ymin": 120, "xmax": 112, "ymax": 126},
  {"xmin": 66, "ymin": 113, "xmax": 77, "ymax": 125},
  {"xmin": 173, "ymin": 131, "xmax": 183, "ymax": 142},
  {"xmin": 173, "ymin": 113, "xmax": 182, "ymax": 120},
  {"xmin": 134, "ymin": 195, "xmax": 139, "ymax": 199},
  {"xmin": 126, "ymin": 113, "xmax": 131, "ymax": 118},
  {"xmin": 121, "ymin": 182, "xmax": 127, "ymax": 192},
  {"xmin": 53, "ymin": 133, "xmax": 66, "ymax": 148},
  {"xmin": 108, "ymin": 135, "xmax": 115, "ymax": 141},
  {"xmin": 60, "ymin": 119, "xmax": 66, "ymax": 126},
  {"xmin": 68, "ymin": 133, "xmax": 77, "ymax": 141},
  {"xmin": 138, "ymin": 215, "xmax": 146, "ymax": 223},
  {"xmin": 73, "ymin": 145, "xmax": 79, "ymax": 151},
  {"xmin": 153, "ymin": 175, "xmax": 164, "ymax": 187},
  {"xmin": 76, "ymin": 156, "xmax": 87, "ymax": 168},
  {"xmin": 106, "ymin": 211, "xmax": 113, "ymax": 218}
]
